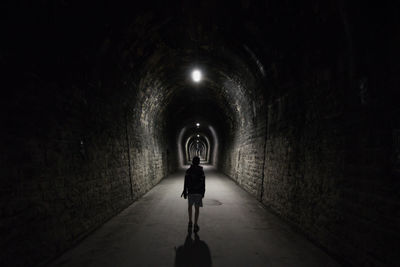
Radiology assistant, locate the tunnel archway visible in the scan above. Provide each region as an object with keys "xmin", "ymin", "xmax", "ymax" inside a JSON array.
[
  {"xmin": 185, "ymin": 133, "xmax": 210, "ymax": 164},
  {"xmin": 3, "ymin": 1, "xmax": 400, "ymax": 266},
  {"xmin": 187, "ymin": 137, "xmax": 207, "ymax": 162}
]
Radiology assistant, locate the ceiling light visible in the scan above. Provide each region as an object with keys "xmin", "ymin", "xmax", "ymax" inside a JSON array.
[{"xmin": 191, "ymin": 69, "xmax": 202, "ymax": 82}]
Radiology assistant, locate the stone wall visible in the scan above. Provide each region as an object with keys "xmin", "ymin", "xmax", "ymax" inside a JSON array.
[
  {"xmin": 0, "ymin": 71, "xmax": 170, "ymax": 267},
  {"xmin": 218, "ymin": 3, "xmax": 400, "ymax": 264},
  {"xmin": 219, "ymin": 110, "xmax": 267, "ymax": 200},
  {"xmin": 219, "ymin": 62, "xmax": 399, "ymax": 267},
  {"xmin": 2, "ymin": 1, "xmax": 400, "ymax": 266},
  {"xmin": 260, "ymin": 79, "xmax": 400, "ymax": 265},
  {"xmin": 218, "ymin": 67, "xmax": 268, "ymax": 201}
]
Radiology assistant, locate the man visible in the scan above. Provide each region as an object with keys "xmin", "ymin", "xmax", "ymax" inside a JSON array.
[{"xmin": 181, "ymin": 156, "xmax": 205, "ymax": 233}]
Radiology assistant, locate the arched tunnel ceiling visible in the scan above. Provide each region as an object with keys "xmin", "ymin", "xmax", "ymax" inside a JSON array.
[
  {"xmin": 4, "ymin": 2, "xmax": 400, "ymax": 266},
  {"xmin": 7, "ymin": 1, "xmax": 335, "ymax": 142},
  {"xmin": 122, "ymin": 11, "xmax": 266, "ymax": 141},
  {"xmin": 5, "ymin": 0, "xmax": 357, "ymax": 150}
]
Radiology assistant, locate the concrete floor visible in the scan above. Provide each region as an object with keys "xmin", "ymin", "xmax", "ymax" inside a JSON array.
[{"xmin": 50, "ymin": 166, "xmax": 339, "ymax": 267}]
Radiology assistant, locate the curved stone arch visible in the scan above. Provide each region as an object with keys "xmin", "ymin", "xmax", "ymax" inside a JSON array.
[
  {"xmin": 184, "ymin": 133, "xmax": 211, "ymax": 164},
  {"xmin": 188, "ymin": 139, "xmax": 207, "ymax": 161}
]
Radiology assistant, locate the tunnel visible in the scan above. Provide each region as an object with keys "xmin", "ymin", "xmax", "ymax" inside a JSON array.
[{"xmin": 2, "ymin": 1, "xmax": 400, "ymax": 266}]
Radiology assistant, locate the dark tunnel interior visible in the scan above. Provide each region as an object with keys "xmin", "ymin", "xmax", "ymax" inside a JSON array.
[{"xmin": 2, "ymin": 1, "xmax": 400, "ymax": 266}]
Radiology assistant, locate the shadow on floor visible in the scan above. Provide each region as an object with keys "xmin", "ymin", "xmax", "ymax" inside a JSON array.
[{"xmin": 175, "ymin": 232, "xmax": 212, "ymax": 267}]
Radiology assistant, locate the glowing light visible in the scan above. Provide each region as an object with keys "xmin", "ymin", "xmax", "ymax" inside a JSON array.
[
  {"xmin": 196, "ymin": 123, "xmax": 200, "ymax": 127},
  {"xmin": 191, "ymin": 69, "xmax": 202, "ymax": 82},
  {"xmin": 197, "ymin": 134, "xmax": 200, "ymax": 137}
]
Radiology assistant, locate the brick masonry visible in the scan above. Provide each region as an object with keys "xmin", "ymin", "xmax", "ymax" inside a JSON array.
[
  {"xmin": 2, "ymin": 1, "xmax": 400, "ymax": 266},
  {"xmin": 1, "ymin": 71, "xmax": 173, "ymax": 266},
  {"xmin": 219, "ymin": 57, "xmax": 399, "ymax": 267}
]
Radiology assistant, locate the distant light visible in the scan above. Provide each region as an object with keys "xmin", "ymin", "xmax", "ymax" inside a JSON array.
[
  {"xmin": 191, "ymin": 69, "xmax": 202, "ymax": 82},
  {"xmin": 197, "ymin": 134, "xmax": 200, "ymax": 137},
  {"xmin": 196, "ymin": 123, "xmax": 200, "ymax": 127},
  {"xmin": 197, "ymin": 140, "xmax": 199, "ymax": 142}
]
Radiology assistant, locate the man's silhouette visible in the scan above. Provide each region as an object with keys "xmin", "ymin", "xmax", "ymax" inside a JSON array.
[
  {"xmin": 175, "ymin": 233, "xmax": 212, "ymax": 267},
  {"xmin": 181, "ymin": 156, "xmax": 205, "ymax": 233}
]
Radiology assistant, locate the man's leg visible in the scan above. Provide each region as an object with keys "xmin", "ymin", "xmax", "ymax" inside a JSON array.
[
  {"xmin": 194, "ymin": 205, "xmax": 200, "ymax": 232},
  {"xmin": 188, "ymin": 204, "xmax": 193, "ymax": 223},
  {"xmin": 194, "ymin": 206, "xmax": 200, "ymax": 225}
]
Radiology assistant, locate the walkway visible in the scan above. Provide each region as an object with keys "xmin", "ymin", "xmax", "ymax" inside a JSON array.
[{"xmin": 50, "ymin": 166, "xmax": 339, "ymax": 267}]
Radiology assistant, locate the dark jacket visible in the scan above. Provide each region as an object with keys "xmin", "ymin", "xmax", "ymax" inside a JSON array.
[{"xmin": 183, "ymin": 165, "xmax": 205, "ymax": 196}]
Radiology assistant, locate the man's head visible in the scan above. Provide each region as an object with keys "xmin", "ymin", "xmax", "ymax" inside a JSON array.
[{"xmin": 192, "ymin": 156, "xmax": 200, "ymax": 165}]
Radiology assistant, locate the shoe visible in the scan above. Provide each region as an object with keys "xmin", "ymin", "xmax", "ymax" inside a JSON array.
[
  {"xmin": 188, "ymin": 221, "xmax": 193, "ymax": 232},
  {"xmin": 194, "ymin": 224, "xmax": 199, "ymax": 233}
]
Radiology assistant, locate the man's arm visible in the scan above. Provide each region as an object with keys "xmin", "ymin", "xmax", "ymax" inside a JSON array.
[
  {"xmin": 181, "ymin": 174, "xmax": 188, "ymax": 198},
  {"xmin": 201, "ymin": 170, "xmax": 205, "ymax": 198}
]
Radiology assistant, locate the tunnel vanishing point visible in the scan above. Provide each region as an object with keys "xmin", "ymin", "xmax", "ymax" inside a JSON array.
[{"xmin": 2, "ymin": 1, "xmax": 400, "ymax": 266}]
